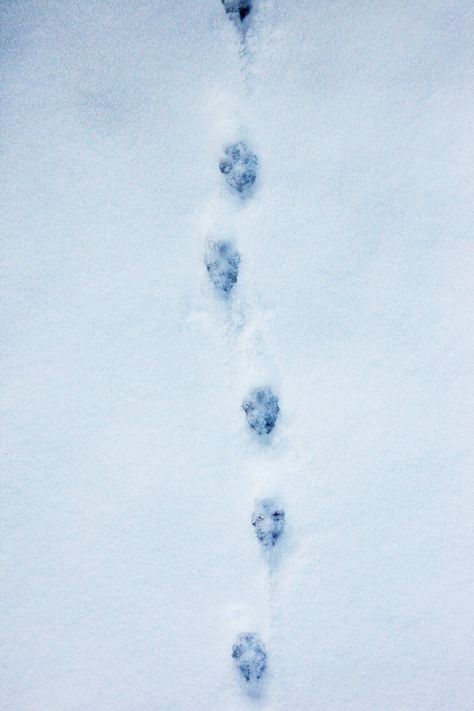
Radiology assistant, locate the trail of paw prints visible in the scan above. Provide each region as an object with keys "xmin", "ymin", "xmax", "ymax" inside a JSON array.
[
  {"xmin": 209, "ymin": 3, "xmax": 286, "ymax": 703},
  {"xmin": 214, "ymin": 142, "xmax": 278, "ymax": 366},
  {"xmin": 187, "ymin": 136, "xmax": 270, "ymax": 362},
  {"xmin": 245, "ymin": 490, "xmax": 290, "ymax": 708},
  {"xmin": 210, "ymin": 152, "xmax": 293, "ymax": 703},
  {"xmin": 215, "ymin": 387, "xmax": 295, "ymax": 706},
  {"xmin": 238, "ymin": 386, "xmax": 318, "ymax": 707}
]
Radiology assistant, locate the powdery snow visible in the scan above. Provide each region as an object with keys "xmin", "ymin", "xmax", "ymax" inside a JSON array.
[{"xmin": 1, "ymin": 1, "xmax": 473, "ymax": 710}]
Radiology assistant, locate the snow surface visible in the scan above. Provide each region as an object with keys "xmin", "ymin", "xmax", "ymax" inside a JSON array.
[{"xmin": 1, "ymin": 1, "xmax": 474, "ymax": 709}]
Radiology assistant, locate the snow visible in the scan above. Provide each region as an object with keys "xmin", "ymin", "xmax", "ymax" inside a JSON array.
[{"xmin": 1, "ymin": 1, "xmax": 473, "ymax": 709}]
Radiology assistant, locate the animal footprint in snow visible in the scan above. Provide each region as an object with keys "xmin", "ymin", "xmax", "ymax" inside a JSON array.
[
  {"xmin": 232, "ymin": 632, "xmax": 267, "ymax": 685},
  {"xmin": 252, "ymin": 499, "xmax": 285, "ymax": 549},
  {"xmin": 221, "ymin": 0, "xmax": 252, "ymax": 23},
  {"xmin": 242, "ymin": 387, "xmax": 279, "ymax": 436},
  {"xmin": 220, "ymin": 142, "xmax": 258, "ymax": 197},
  {"xmin": 205, "ymin": 240, "xmax": 241, "ymax": 296}
]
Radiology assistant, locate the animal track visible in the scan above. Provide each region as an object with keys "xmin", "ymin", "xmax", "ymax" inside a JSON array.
[
  {"xmin": 205, "ymin": 240, "xmax": 241, "ymax": 296},
  {"xmin": 219, "ymin": 142, "xmax": 258, "ymax": 196},
  {"xmin": 252, "ymin": 499, "xmax": 285, "ymax": 548},
  {"xmin": 232, "ymin": 632, "xmax": 267, "ymax": 684},
  {"xmin": 221, "ymin": 0, "xmax": 253, "ymax": 23},
  {"xmin": 242, "ymin": 387, "xmax": 280, "ymax": 436},
  {"xmin": 212, "ymin": 6, "xmax": 282, "ymax": 701}
]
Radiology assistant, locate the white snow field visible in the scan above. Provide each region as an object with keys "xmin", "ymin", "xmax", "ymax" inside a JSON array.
[{"xmin": 1, "ymin": 1, "xmax": 473, "ymax": 709}]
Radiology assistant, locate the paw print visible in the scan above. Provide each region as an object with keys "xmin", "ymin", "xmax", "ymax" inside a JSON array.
[{"xmin": 219, "ymin": 142, "xmax": 258, "ymax": 196}]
